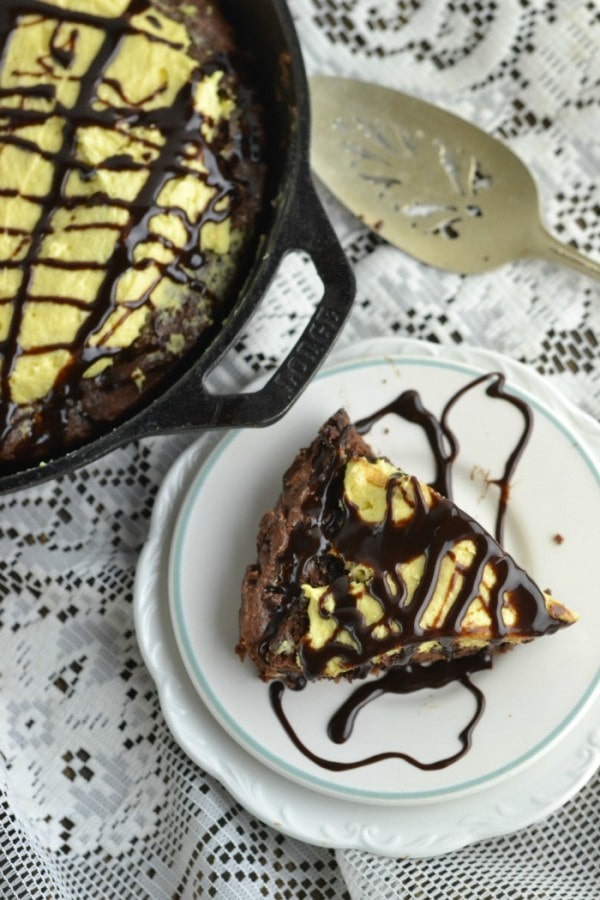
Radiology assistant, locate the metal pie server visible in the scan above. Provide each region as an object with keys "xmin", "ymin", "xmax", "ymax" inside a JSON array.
[{"xmin": 310, "ymin": 75, "xmax": 600, "ymax": 281}]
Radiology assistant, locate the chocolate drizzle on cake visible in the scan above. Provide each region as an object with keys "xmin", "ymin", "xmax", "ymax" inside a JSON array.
[
  {"xmin": 0, "ymin": 0, "xmax": 265, "ymax": 465},
  {"xmin": 238, "ymin": 372, "xmax": 576, "ymax": 771}
]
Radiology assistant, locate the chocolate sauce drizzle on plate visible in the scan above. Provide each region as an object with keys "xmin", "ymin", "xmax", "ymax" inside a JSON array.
[
  {"xmin": 356, "ymin": 370, "xmax": 533, "ymax": 545},
  {"xmin": 270, "ymin": 653, "xmax": 491, "ymax": 773},
  {"xmin": 269, "ymin": 372, "xmax": 535, "ymax": 772}
]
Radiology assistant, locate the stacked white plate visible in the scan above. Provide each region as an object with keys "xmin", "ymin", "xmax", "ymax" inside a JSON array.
[{"xmin": 134, "ymin": 338, "xmax": 600, "ymax": 857}]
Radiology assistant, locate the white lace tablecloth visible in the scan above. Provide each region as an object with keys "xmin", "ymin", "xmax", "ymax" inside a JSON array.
[{"xmin": 1, "ymin": 2, "xmax": 599, "ymax": 898}]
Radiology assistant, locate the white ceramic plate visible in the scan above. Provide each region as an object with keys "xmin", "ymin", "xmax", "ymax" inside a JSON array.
[
  {"xmin": 166, "ymin": 340, "xmax": 600, "ymax": 806},
  {"xmin": 134, "ymin": 339, "xmax": 600, "ymax": 853}
]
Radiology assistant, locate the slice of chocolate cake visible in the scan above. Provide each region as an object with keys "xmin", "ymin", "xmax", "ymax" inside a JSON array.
[{"xmin": 237, "ymin": 409, "xmax": 577, "ymax": 685}]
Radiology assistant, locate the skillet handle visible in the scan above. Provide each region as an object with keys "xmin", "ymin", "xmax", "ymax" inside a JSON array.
[{"xmin": 145, "ymin": 173, "xmax": 355, "ymax": 432}]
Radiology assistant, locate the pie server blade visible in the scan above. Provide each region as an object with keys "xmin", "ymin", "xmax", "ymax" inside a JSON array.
[{"xmin": 309, "ymin": 75, "xmax": 600, "ymax": 280}]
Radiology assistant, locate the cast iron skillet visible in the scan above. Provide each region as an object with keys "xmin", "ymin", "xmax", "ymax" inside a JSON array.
[{"xmin": 0, "ymin": 0, "xmax": 355, "ymax": 494}]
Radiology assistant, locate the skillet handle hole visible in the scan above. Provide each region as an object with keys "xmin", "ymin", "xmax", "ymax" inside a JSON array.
[{"xmin": 203, "ymin": 250, "xmax": 324, "ymax": 396}]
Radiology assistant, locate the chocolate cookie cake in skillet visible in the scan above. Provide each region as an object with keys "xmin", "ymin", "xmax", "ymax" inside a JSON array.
[
  {"xmin": 237, "ymin": 409, "xmax": 577, "ymax": 686},
  {"xmin": 0, "ymin": 0, "xmax": 266, "ymax": 466}
]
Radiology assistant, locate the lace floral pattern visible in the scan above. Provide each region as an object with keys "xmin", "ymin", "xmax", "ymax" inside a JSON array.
[{"xmin": 1, "ymin": 2, "xmax": 598, "ymax": 898}]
